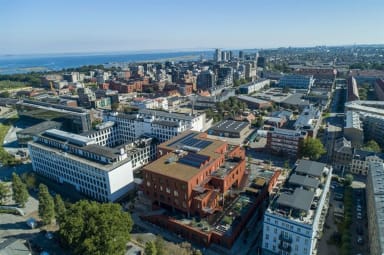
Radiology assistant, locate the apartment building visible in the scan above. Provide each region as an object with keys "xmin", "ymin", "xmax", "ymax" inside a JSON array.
[
  {"xmin": 344, "ymin": 111, "xmax": 364, "ymax": 148},
  {"xmin": 262, "ymin": 160, "xmax": 332, "ymax": 255},
  {"xmin": 351, "ymin": 151, "xmax": 384, "ymax": 175},
  {"xmin": 374, "ymin": 78, "xmax": 384, "ymax": 101},
  {"xmin": 346, "ymin": 76, "xmax": 360, "ymax": 102},
  {"xmin": 266, "ymin": 128, "xmax": 308, "ymax": 157}
]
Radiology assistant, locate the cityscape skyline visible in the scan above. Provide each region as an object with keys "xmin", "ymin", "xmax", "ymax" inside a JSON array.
[{"xmin": 1, "ymin": 0, "xmax": 384, "ymax": 54}]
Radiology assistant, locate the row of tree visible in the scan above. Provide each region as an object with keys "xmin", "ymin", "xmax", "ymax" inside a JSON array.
[{"xmin": 144, "ymin": 236, "xmax": 202, "ymax": 255}]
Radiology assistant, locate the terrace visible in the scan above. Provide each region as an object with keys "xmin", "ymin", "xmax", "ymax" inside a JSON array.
[{"xmin": 267, "ymin": 161, "xmax": 329, "ymax": 225}]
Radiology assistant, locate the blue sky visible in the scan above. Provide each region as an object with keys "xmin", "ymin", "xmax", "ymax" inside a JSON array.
[{"xmin": 1, "ymin": 0, "xmax": 383, "ymax": 54}]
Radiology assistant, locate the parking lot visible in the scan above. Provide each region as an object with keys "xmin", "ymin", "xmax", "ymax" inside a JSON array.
[{"xmin": 318, "ymin": 178, "xmax": 368, "ymax": 255}]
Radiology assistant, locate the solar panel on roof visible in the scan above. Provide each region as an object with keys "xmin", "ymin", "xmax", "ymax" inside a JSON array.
[
  {"xmin": 178, "ymin": 153, "xmax": 210, "ymax": 168},
  {"xmin": 168, "ymin": 133, "xmax": 196, "ymax": 147}
]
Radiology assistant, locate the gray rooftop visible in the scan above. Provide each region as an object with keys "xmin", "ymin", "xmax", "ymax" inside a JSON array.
[
  {"xmin": 276, "ymin": 189, "xmax": 315, "ymax": 211},
  {"xmin": 139, "ymin": 108, "xmax": 198, "ymax": 121},
  {"xmin": 152, "ymin": 120, "xmax": 180, "ymax": 127},
  {"xmin": 288, "ymin": 174, "xmax": 320, "ymax": 189},
  {"xmin": 295, "ymin": 159, "xmax": 326, "ymax": 177},
  {"xmin": 43, "ymin": 129, "xmax": 95, "ymax": 147},
  {"xmin": 282, "ymin": 93, "xmax": 310, "ymax": 106},
  {"xmin": 209, "ymin": 120, "xmax": 249, "ymax": 133},
  {"xmin": 237, "ymin": 95, "xmax": 271, "ymax": 104},
  {"xmin": 82, "ymin": 144, "xmax": 120, "ymax": 159},
  {"xmin": 17, "ymin": 121, "xmax": 62, "ymax": 135}
]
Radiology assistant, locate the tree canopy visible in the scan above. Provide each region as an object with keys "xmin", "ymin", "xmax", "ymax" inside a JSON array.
[
  {"xmin": 54, "ymin": 194, "xmax": 66, "ymax": 223},
  {"xmin": 38, "ymin": 184, "xmax": 55, "ymax": 225},
  {"xmin": 59, "ymin": 200, "xmax": 133, "ymax": 255},
  {"xmin": 11, "ymin": 173, "xmax": 28, "ymax": 207},
  {"xmin": 144, "ymin": 241, "xmax": 157, "ymax": 255},
  {"xmin": 0, "ymin": 182, "xmax": 9, "ymax": 205},
  {"xmin": 300, "ymin": 137, "xmax": 326, "ymax": 160},
  {"xmin": 362, "ymin": 140, "xmax": 381, "ymax": 153}
]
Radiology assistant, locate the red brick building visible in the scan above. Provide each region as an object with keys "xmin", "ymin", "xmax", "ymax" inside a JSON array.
[{"xmin": 142, "ymin": 132, "xmax": 246, "ymax": 217}]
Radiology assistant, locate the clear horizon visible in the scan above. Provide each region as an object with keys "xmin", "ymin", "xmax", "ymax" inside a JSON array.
[{"xmin": 1, "ymin": 0, "xmax": 384, "ymax": 55}]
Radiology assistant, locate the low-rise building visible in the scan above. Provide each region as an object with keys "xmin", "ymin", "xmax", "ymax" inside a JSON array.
[
  {"xmin": 262, "ymin": 159, "xmax": 332, "ymax": 255},
  {"xmin": 237, "ymin": 95, "xmax": 273, "ymax": 109},
  {"xmin": 238, "ymin": 79, "xmax": 270, "ymax": 95},
  {"xmin": 207, "ymin": 120, "xmax": 250, "ymax": 138},
  {"xmin": 293, "ymin": 105, "xmax": 322, "ymax": 137}
]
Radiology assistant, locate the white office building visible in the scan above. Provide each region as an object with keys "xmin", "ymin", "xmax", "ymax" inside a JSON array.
[
  {"xmin": 107, "ymin": 109, "xmax": 206, "ymax": 143},
  {"xmin": 28, "ymin": 129, "xmax": 155, "ymax": 202},
  {"xmin": 262, "ymin": 160, "xmax": 332, "ymax": 255}
]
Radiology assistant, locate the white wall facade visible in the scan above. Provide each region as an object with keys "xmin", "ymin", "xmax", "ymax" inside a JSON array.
[{"xmin": 29, "ymin": 142, "xmax": 134, "ymax": 202}]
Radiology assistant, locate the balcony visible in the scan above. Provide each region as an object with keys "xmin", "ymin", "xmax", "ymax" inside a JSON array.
[
  {"xmin": 279, "ymin": 234, "xmax": 293, "ymax": 243},
  {"xmin": 278, "ymin": 242, "xmax": 292, "ymax": 252}
]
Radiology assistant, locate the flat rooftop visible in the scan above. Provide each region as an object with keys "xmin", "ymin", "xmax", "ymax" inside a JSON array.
[
  {"xmin": 294, "ymin": 159, "xmax": 326, "ymax": 177},
  {"xmin": 277, "ymin": 189, "xmax": 315, "ymax": 211},
  {"xmin": 18, "ymin": 99, "xmax": 89, "ymax": 115},
  {"xmin": 143, "ymin": 132, "xmax": 227, "ymax": 181},
  {"xmin": 209, "ymin": 120, "xmax": 249, "ymax": 134},
  {"xmin": 43, "ymin": 129, "xmax": 95, "ymax": 147},
  {"xmin": 237, "ymin": 95, "xmax": 271, "ymax": 104},
  {"xmin": 288, "ymin": 173, "xmax": 320, "ymax": 189},
  {"xmin": 29, "ymin": 141, "xmax": 131, "ymax": 171}
]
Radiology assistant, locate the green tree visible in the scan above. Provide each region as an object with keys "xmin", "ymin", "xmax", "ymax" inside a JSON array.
[
  {"xmin": 362, "ymin": 140, "xmax": 381, "ymax": 153},
  {"xmin": 38, "ymin": 184, "xmax": 55, "ymax": 225},
  {"xmin": 21, "ymin": 172, "xmax": 36, "ymax": 190},
  {"xmin": 154, "ymin": 236, "xmax": 165, "ymax": 255},
  {"xmin": 255, "ymin": 116, "xmax": 264, "ymax": 128},
  {"xmin": 344, "ymin": 174, "xmax": 354, "ymax": 186},
  {"xmin": 11, "ymin": 173, "xmax": 29, "ymax": 207},
  {"xmin": 0, "ymin": 182, "xmax": 10, "ymax": 205},
  {"xmin": 144, "ymin": 241, "xmax": 157, "ymax": 255},
  {"xmin": 300, "ymin": 137, "xmax": 326, "ymax": 160},
  {"xmin": 91, "ymin": 119, "xmax": 102, "ymax": 129},
  {"xmin": 59, "ymin": 200, "xmax": 133, "ymax": 255},
  {"xmin": 54, "ymin": 194, "xmax": 66, "ymax": 223},
  {"xmin": 0, "ymin": 91, "xmax": 10, "ymax": 98}
]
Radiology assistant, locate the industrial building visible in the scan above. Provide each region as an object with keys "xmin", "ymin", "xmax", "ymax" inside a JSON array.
[{"xmin": 207, "ymin": 120, "xmax": 250, "ymax": 138}]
